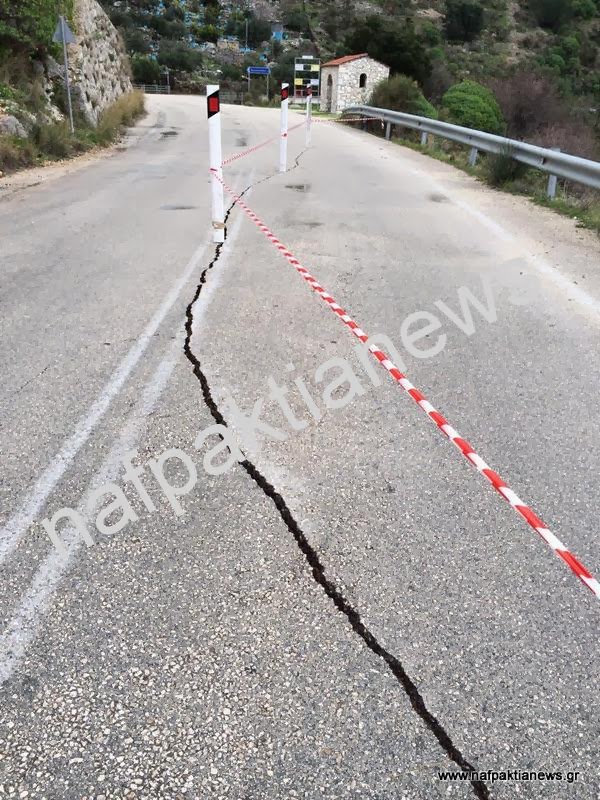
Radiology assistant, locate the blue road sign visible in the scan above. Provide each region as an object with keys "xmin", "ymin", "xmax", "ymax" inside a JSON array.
[{"xmin": 247, "ymin": 66, "xmax": 270, "ymax": 76}]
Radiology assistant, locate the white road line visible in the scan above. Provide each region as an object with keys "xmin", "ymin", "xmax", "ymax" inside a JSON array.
[
  {"xmin": 405, "ymin": 166, "xmax": 600, "ymax": 318},
  {"xmin": 0, "ymin": 180, "xmax": 253, "ymax": 687},
  {"xmin": 0, "ymin": 234, "xmax": 214, "ymax": 567}
]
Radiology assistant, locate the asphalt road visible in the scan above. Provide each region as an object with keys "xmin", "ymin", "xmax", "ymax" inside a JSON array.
[{"xmin": 0, "ymin": 95, "xmax": 599, "ymax": 799}]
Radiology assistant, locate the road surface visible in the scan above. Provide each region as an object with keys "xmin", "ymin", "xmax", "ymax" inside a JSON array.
[{"xmin": 0, "ymin": 95, "xmax": 599, "ymax": 799}]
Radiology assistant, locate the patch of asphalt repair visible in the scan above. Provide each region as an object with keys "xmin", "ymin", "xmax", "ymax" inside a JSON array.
[{"xmin": 183, "ymin": 158, "xmax": 490, "ymax": 800}]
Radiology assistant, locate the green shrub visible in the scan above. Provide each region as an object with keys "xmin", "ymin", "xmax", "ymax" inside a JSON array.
[
  {"xmin": 443, "ymin": 0, "xmax": 484, "ymax": 42},
  {"xmin": 485, "ymin": 147, "xmax": 529, "ymax": 187},
  {"xmin": 441, "ymin": 80, "xmax": 505, "ymax": 133},
  {"xmin": 370, "ymin": 75, "xmax": 438, "ymax": 118},
  {"xmin": 33, "ymin": 121, "xmax": 74, "ymax": 158},
  {"xmin": 0, "ymin": 0, "xmax": 74, "ymax": 54},
  {"xmin": 0, "ymin": 82, "xmax": 17, "ymax": 100},
  {"xmin": 572, "ymin": 0, "xmax": 596, "ymax": 19},
  {"xmin": 412, "ymin": 94, "xmax": 439, "ymax": 119}
]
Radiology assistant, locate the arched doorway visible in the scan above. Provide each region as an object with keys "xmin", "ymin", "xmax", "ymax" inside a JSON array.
[{"xmin": 326, "ymin": 74, "xmax": 333, "ymax": 112}]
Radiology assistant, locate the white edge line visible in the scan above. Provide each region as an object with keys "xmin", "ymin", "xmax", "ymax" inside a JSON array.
[
  {"xmin": 0, "ymin": 175, "xmax": 254, "ymax": 687},
  {"xmin": 0, "ymin": 234, "xmax": 215, "ymax": 566}
]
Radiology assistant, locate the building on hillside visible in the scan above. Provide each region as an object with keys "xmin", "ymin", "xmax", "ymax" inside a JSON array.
[{"xmin": 320, "ymin": 53, "xmax": 389, "ymax": 113}]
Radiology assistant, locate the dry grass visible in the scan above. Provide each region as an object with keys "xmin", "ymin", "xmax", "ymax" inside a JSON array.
[
  {"xmin": 96, "ymin": 91, "xmax": 145, "ymax": 143},
  {"xmin": 0, "ymin": 135, "xmax": 38, "ymax": 171},
  {"xmin": 0, "ymin": 91, "xmax": 145, "ymax": 174}
]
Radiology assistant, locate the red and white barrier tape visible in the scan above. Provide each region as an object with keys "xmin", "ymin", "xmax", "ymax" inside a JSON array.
[
  {"xmin": 210, "ymin": 168, "xmax": 600, "ymax": 602},
  {"xmin": 313, "ymin": 116, "xmax": 384, "ymax": 124},
  {"xmin": 221, "ymin": 121, "xmax": 305, "ymax": 168}
]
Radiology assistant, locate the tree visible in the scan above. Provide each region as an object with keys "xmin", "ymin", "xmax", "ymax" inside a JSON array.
[
  {"xmin": 343, "ymin": 16, "xmax": 431, "ymax": 84},
  {"xmin": 423, "ymin": 58, "xmax": 454, "ymax": 104},
  {"xmin": 223, "ymin": 12, "xmax": 271, "ymax": 47},
  {"xmin": 204, "ymin": 1, "xmax": 221, "ymax": 28},
  {"xmin": 124, "ymin": 27, "xmax": 152, "ymax": 54},
  {"xmin": 282, "ymin": 6, "xmax": 309, "ymax": 33},
  {"xmin": 158, "ymin": 39, "xmax": 202, "ymax": 72},
  {"xmin": 131, "ymin": 54, "xmax": 161, "ymax": 84},
  {"xmin": 441, "ymin": 80, "xmax": 505, "ymax": 133},
  {"xmin": 443, "ymin": 0, "xmax": 484, "ymax": 43}
]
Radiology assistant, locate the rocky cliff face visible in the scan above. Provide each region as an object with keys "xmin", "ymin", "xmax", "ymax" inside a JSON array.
[
  {"xmin": 69, "ymin": 0, "xmax": 132, "ymax": 126},
  {"xmin": 0, "ymin": 0, "xmax": 132, "ymax": 136}
]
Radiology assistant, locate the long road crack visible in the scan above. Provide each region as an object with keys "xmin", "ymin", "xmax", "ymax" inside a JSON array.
[{"xmin": 183, "ymin": 163, "xmax": 490, "ymax": 800}]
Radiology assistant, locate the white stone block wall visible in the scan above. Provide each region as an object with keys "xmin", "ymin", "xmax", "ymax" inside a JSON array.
[
  {"xmin": 69, "ymin": 0, "xmax": 133, "ymax": 127},
  {"xmin": 322, "ymin": 57, "xmax": 390, "ymax": 113}
]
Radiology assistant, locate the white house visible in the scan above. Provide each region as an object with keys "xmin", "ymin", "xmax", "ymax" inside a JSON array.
[{"xmin": 320, "ymin": 53, "xmax": 390, "ymax": 113}]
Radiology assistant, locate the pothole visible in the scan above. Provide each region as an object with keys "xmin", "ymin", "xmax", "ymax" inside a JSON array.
[{"xmin": 285, "ymin": 183, "xmax": 311, "ymax": 192}]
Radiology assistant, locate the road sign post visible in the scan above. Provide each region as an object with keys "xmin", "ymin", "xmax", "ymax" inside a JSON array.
[
  {"xmin": 53, "ymin": 16, "xmax": 76, "ymax": 134},
  {"xmin": 246, "ymin": 66, "xmax": 271, "ymax": 103},
  {"xmin": 206, "ymin": 85, "xmax": 225, "ymax": 244},
  {"xmin": 279, "ymin": 83, "xmax": 289, "ymax": 173}
]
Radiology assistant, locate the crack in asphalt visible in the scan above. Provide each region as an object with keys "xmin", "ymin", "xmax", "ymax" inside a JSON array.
[{"xmin": 183, "ymin": 160, "xmax": 490, "ymax": 800}]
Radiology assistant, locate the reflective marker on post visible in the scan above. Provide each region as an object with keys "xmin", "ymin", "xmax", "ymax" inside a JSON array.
[
  {"xmin": 280, "ymin": 82, "xmax": 289, "ymax": 173},
  {"xmin": 207, "ymin": 84, "xmax": 225, "ymax": 243},
  {"xmin": 306, "ymin": 86, "xmax": 313, "ymax": 148}
]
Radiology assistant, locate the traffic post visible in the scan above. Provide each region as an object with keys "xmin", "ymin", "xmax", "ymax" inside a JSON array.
[
  {"xmin": 280, "ymin": 83, "xmax": 289, "ymax": 173},
  {"xmin": 206, "ymin": 85, "xmax": 225, "ymax": 244},
  {"xmin": 306, "ymin": 86, "xmax": 313, "ymax": 148}
]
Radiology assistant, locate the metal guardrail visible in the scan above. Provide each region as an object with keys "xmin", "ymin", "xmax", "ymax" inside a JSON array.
[
  {"xmin": 220, "ymin": 92, "xmax": 245, "ymax": 105},
  {"xmin": 133, "ymin": 84, "xmax": 171, "ymax": 95},
  {"xmin": 344, "ymin": 104, "xmax": 600, "ymax": 195}
]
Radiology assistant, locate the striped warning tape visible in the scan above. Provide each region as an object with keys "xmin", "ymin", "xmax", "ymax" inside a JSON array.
[
  {"xmin": 221, "ymin": 121, "xmax": 305, "ymax": 168},
  {"xmin": 313, "ymin": 117, "xmax": 384, "ymax": 124},
  {"xmin": 210, "ymin": 167, "xmax": 600, "ymax": 602}
]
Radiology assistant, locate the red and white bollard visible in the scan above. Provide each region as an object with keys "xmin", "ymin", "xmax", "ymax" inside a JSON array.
[
  {"xmin": 306, "ymin": 86, "xmax": 312, "ymax": 148},
  {"xmin": 206, "ymin": 84, "xmax": 225, "ymax": 243},
  {"xmin": 279, "ymin": 82, "xmax": 289, "ymax": 173}
]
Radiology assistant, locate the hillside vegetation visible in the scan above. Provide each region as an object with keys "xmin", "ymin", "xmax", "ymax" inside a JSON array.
[
  {"xmin": 1, "ymin": 0, "xmax": 599, "ymax": 178},
  {"xmin": 0, "ymin": 0, "xmax": 145, "ymax": 174}
]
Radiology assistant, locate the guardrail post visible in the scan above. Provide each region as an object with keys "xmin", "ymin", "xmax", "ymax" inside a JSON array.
[
  {"xmin": 547, "ymin": 148, "xmax": 561, "ymax": 199},
  {"xmin": 385, "ymin": 121, "xmax": 392, "ymax": 140},
  {"xmin": 344, "ymin": 105, "xmax": 600, "ymax": 193},
  {"xmin": 420, "ymin": 131, "xmax": 428, "ymax": 147},
  {"xmin": 306, "ymin": 86, "xmax": 312, "ymax": 148},
  {"xmin": 207, "ymin": 85, "xmax": 225, "ymax": 244},
  {"xmin": 280, "ymin": 82, "xmax": 289, "ymax": 173}
]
